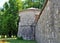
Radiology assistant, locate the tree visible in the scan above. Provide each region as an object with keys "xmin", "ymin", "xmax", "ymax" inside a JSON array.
[
  {"xmin": 22, "ymin": 0, "xmax": 45, "ymax": 9},
  {"xmin": 0, "ymin": 0, "xmax": 22, "ymax": 37},
  {"xmin": 4, "ymin": 0, "xmax": 22, "ymax": 37}
]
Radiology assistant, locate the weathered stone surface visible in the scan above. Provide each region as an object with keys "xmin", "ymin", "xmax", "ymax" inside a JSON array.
[
  {"xmin": 17, "ymin": 8, "xmax": 40, "ymax": 40},
  {"xmin": 35, "ymin": 0, "xmax": 60, "ymax": 43}
]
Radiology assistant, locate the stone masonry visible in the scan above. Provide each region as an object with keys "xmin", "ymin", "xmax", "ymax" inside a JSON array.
[
  {"xmin": 17, "ymin": 8, "xmax": 40, "ymax": 40},
  {"xmin": 35, "ymin": 0, "xmax": 60, "ymax": 43}
]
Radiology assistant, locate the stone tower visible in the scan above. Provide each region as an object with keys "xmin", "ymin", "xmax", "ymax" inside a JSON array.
[{"xmin": 17, "ymin": 8, "xmax": 40, "ymax": 40}]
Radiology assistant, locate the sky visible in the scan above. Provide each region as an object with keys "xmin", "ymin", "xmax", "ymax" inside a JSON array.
[
  {"xmin": 0, "ymin": 0, "xmax": 25, "ymax": 8},
  {"xmin": 0, "ymin": 0, "xmax": 9, "ymax": 8}
]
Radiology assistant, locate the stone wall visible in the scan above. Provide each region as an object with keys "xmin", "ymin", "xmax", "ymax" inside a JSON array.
[
  {"xmin": 17, "ymin": 9, "xmax": 40, "ymax": 40},
  {"xmin": 35, "ymin": 0, "xmax": 60, "ymax": 43}
]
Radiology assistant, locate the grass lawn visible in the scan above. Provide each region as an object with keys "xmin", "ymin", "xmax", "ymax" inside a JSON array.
[
  {"xmin": 0, "ymin": 38, "xmax": 36, "ymax": 43},
  {"xmin": 7, "ymin": 39, "xmax": 36, "ymax": 43}
]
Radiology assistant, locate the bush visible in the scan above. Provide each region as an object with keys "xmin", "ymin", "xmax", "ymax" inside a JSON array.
[{"xmin": 17, "ymin": 37, "xmax": 23, "ymax": 40}]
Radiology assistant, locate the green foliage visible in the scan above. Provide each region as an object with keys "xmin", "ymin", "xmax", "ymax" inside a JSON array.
[
  {"xmin": 0, "ymin": 0, "xmax": 21, "ymax": 36},
  {"xmin": 22, "ymin": 0, "xmax": 45, "ymax": 9},
  {"xmin": 17, "ymin": 37, "xmax": 23, "ymax": 40}
]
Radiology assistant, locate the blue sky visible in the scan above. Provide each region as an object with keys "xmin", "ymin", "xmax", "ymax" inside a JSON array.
[{"xmin": 0, "ymin": 0, "xmax": 9, "ymax": 8}]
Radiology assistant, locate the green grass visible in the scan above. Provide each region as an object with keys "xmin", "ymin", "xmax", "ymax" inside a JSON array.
[
  {"xmin": 0, "ymin": 38, "xmax": 36, "ymax": 43},
  {"xmin": 7, "ymin": 39, "xmax": 36, "ymax": 43}
]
